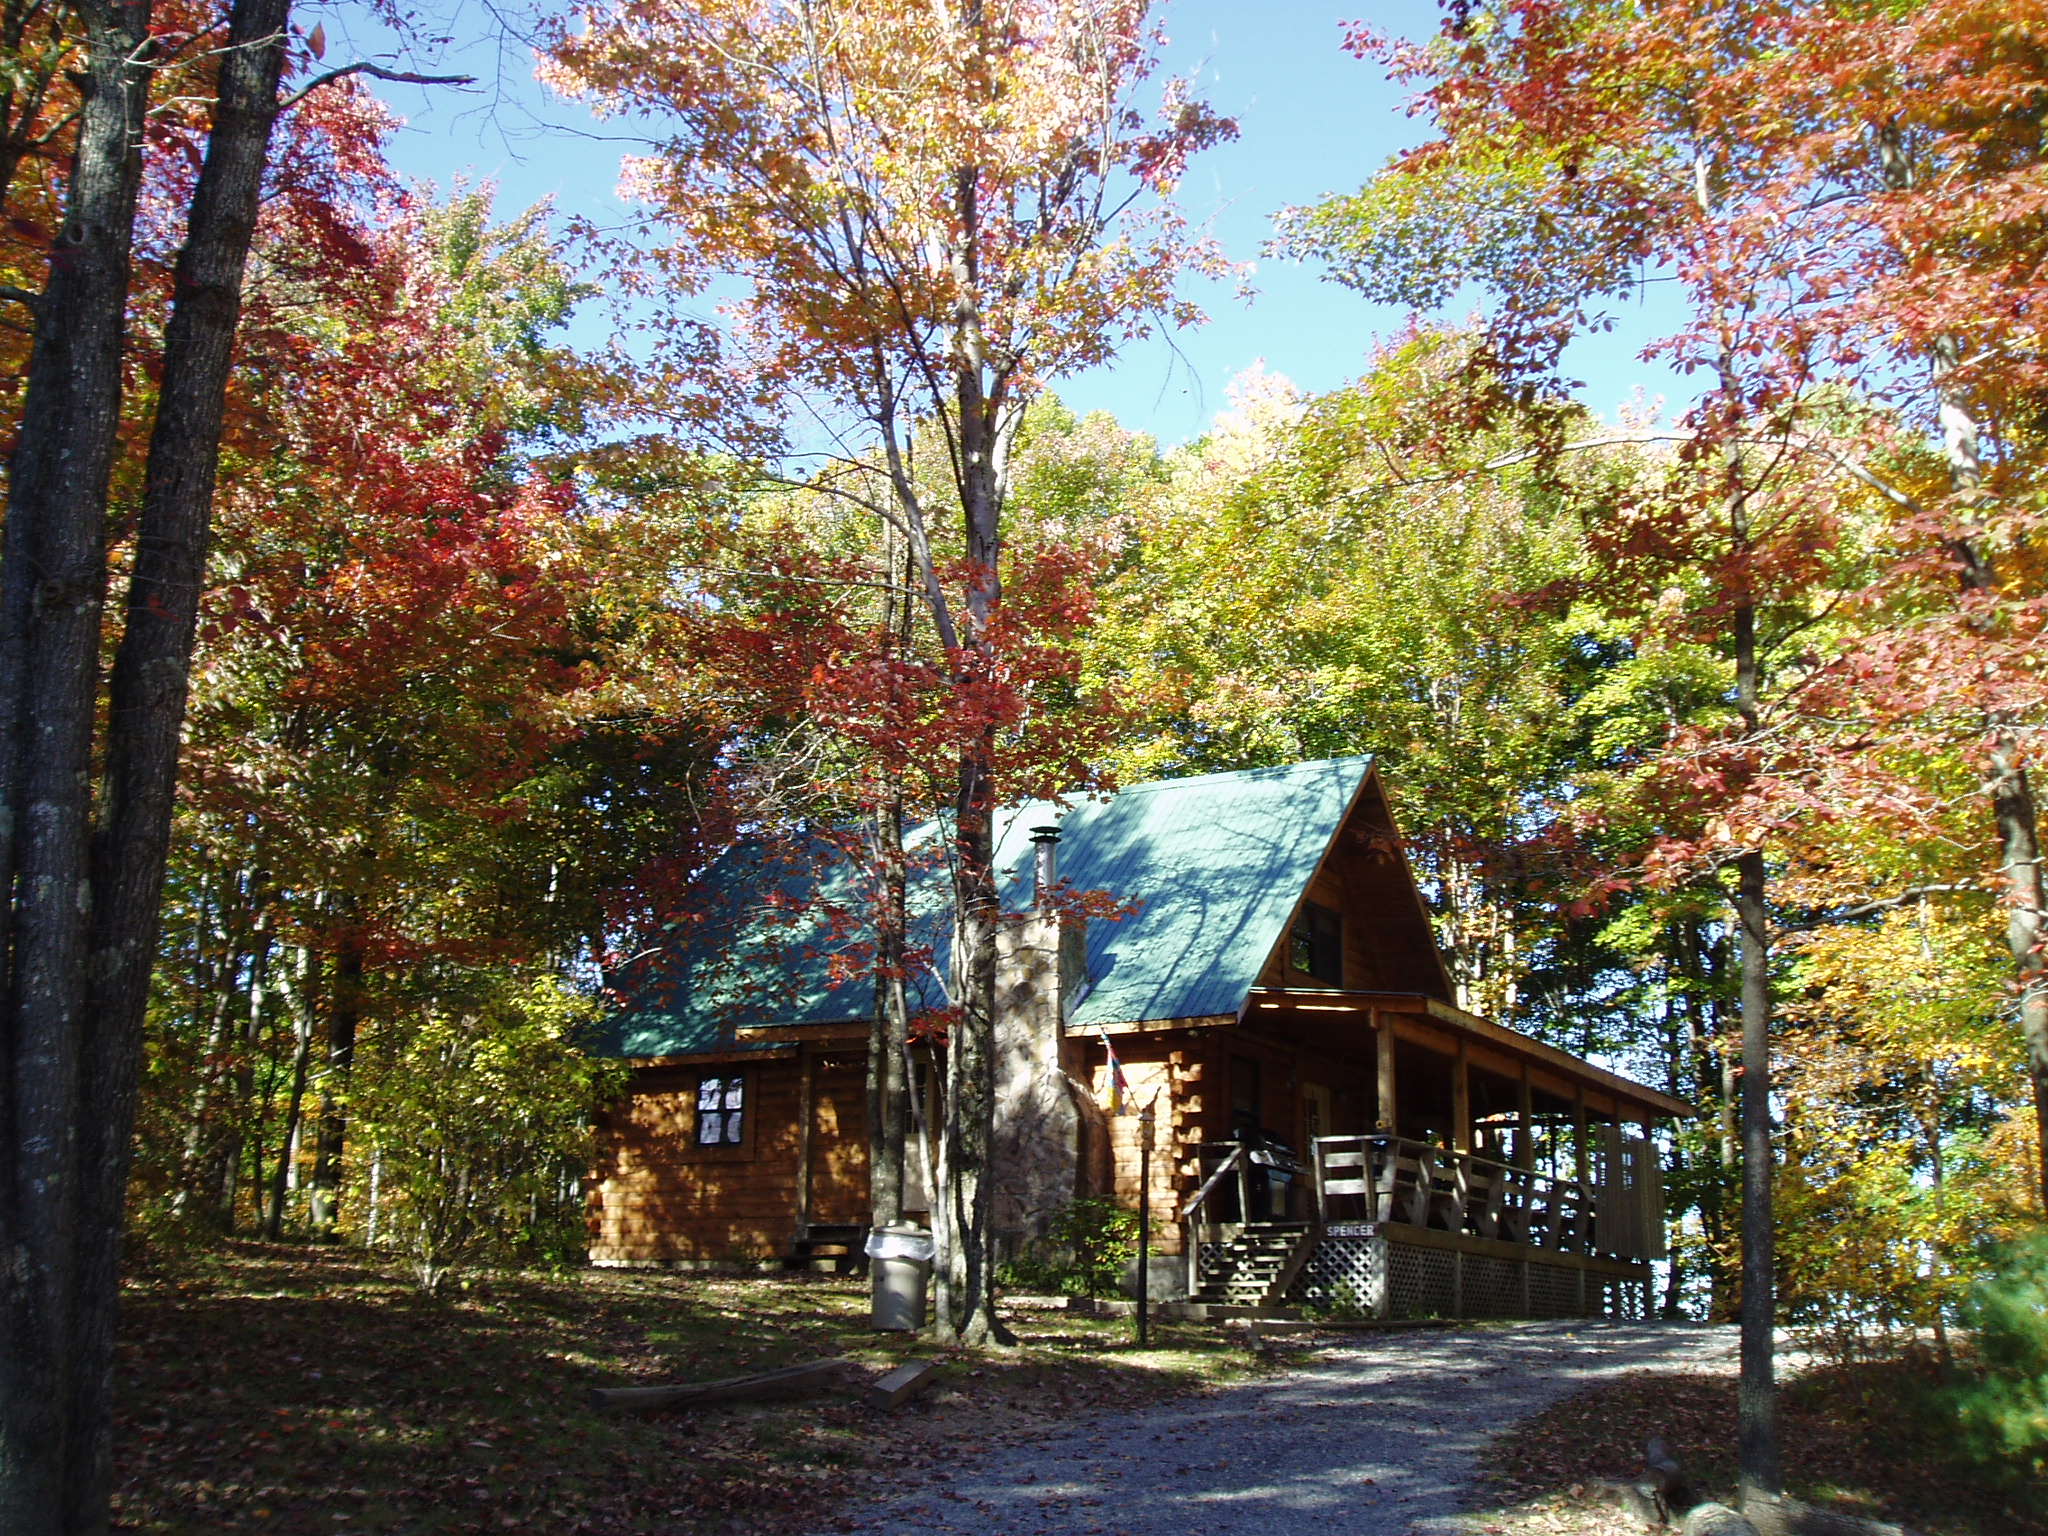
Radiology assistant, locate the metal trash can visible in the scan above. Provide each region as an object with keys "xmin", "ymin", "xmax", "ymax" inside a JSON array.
[{"xmin": 865, "ymin": 1225, "xmax": 934, "ymax": 1331}]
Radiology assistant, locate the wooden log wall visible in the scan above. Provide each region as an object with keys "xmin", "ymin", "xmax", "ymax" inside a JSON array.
[{"xmin": 588, "ymin": 1054, "xmax": 868, "ymax": 1264}]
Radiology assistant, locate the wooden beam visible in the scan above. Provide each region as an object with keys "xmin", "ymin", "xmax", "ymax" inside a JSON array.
[
  {"xmin": 1374, "ymin": 1007, "xmax": 1396, "ymax": 1133},
  {"xmin": 1516, "ymin": 1063, "xmax": 1535, "ymax": 1172},
  {"xmin": 625, "ymin": 1047, "xmax": 796, "ymax": 1068},
  {"xmin": 1452, "ymin": 1039, "xmax": 1471, "ymax": 1153},
  {"xmin": 591, "ymin": 1357, "xmax": 859, "ymax": 1412},
  {"xmin": 867, "ymin": 1359, "xmax": 942, "ymax": 1410},
  {"xmin": 737, "ymin": 1021, "xmax": 869, "ymax": 1043},
  {"xmin": 1573, "ymin": 1083, "xmax": 1589, "ymax": 1186},
  {"xmin": 1084, "ymin": 1014, "xmax": 1236, "ymax": 1036},
  {"xmin": 794, "ymin": 1044, "xmax": 816, "ymax": 1243},
  {"xmin": 1247, "ymin": 988, "xmax": 1694, "ymax": 1120}
]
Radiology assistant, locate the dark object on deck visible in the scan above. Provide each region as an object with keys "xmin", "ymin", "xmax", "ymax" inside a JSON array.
[
  {"xmin": 589, "ymin": 1356, "xmax": 859, "ymax": 1412},
  {"xmin": 866, "ymin": 1358, "xmax": 942, "ymax": 1410}
]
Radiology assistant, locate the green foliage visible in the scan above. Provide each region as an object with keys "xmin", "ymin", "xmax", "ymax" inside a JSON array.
[
  {"xmin": 1001, "ymin": 1198, "xmax": 1142, "ymax": 1299},
  {"xmin": 1947, "ymin": 1230, "xmax": 2048, "ymax": 1481},
  {"xmin": 350, "ymin": 974, "xmax": 625, "ymax": 1292}
]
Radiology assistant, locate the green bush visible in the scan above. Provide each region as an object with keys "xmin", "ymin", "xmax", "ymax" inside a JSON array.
[
  {"xmin": 999, "ymin": 1198, "xmax": 1142, "ymax": 1298},
  {"xmin": 1949, "ymin": 1228, "xmax": 2048, "ymax": 1481}
]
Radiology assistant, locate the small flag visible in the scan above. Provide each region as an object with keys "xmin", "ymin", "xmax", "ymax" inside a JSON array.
[{"xmin": 1097, "ymin": 1025, "xmax": 1132, "ymax": 1116}]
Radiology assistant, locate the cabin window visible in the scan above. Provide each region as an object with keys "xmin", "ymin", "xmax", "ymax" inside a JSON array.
[
  {"xmin": 695, "ymin": 1074, "xmax": 746, "ymax": 1146},
  {"xmin": 1290, "ymin": 900, "xmax": 1342, "ymax": 984}
]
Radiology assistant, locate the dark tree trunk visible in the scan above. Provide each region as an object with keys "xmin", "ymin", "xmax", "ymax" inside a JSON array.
[
  {"xmin": 0, "ymin": 4, "xmax": 156, "ymax": 1529},
  {"xmin": 927, "ymin": 145, "xmax": 1016, "ymax": 1348},
  {"xmin": 309, "ymin": 937, "xmax": 365, "ymax": 1235},
  {"xmin": 2, "ymin": 0, "xmax": 298, "ymax": 1523}
]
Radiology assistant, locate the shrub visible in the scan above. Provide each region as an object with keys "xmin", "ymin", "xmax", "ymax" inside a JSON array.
[
  {"xmin": 999, "ymin": 1198, "xmax": 1142, "ymax": 1298},
  {"xmin": 1949, "ymin": 1228, "xmax": 2048, "ymax": 1482},
  {"xmin": 352, "ymin": 973, "xmax": 624, "ymax": 1293}
]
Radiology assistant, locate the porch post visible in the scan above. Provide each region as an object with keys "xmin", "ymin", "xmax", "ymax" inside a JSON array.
[
  {"xmin": 795, "ymin": 1045, "xmax": 816, "ymax": 1247},
  {"xmin": 1515, "ymin": 1064, "xmax": 1534, "ymax": 1171},
  {"xmin": 1572, "ymin": 1084, "xmax": 1589, "ymax": 1185},
  {"xmin": 1374, "ymin": 1009, "xmax": 1396, "ymax": 1133},
  {"xmin": 1451, "ymin": 1039, "xmax": 1472, "ymax": 1154}
]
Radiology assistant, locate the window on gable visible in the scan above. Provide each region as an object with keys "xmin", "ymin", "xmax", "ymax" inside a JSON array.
[
  {"xmin": 1290, "ymin": 901, "xmax": 1342, "ymax": 985},
  {"xmin": 696, "ymin": 1074, "xmax": 746, "ymax": 1146}
]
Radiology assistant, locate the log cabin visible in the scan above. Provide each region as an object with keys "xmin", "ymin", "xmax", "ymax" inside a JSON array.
[{"xmin": 588, "ymin": 755, "xmax": 1691, "ymax": 1320}]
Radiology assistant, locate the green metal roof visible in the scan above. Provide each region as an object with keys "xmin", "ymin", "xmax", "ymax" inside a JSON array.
[{"xmin": 597, "ymin": 755, "xmax": 1375, "ymax": 1058}]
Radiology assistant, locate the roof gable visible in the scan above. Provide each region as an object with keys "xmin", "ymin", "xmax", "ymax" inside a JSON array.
[
  {"xmin": 599, "ymin": 754, "xmax": 1378, "ymax": 1057},
  {"xmin": 1004, "ymin": 756, "xmax": 1376, "ymax": 1027}
]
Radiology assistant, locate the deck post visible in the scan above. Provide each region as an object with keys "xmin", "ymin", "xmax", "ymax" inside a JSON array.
[
  {"xmin": 1572, "ymin": 1084, "xmax": 1589, "ymax": 1187},
  {"xmin": 794, "ymin": 1044, "xmax": 816, "ymax": 1247},
  {"xmin": 1373, "ymin": 1009, "xmax": 1396, "ymax": 1133},
  {"xmin": 1515, "ymin": 1064, "xmax": 1534, "ymax": 1171},
  {"xmin": 1452, "ymin": 1040, "xmax": 1471, "ymax": 1153}
]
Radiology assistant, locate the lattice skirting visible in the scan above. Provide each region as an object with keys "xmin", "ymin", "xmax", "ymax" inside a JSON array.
[
  {"xmin": 1292, "ymin": 1225, "xmax": 1387, "ymax": 1317},
  {"xmin": 1288, "ymin": 1227, "xmax": 1650, "ymax": 1320}
]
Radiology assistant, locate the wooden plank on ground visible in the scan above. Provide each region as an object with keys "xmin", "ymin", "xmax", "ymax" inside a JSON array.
[
  {"xmin": 590, "ymin": 1356, "xmax": 858, "ymax": 1413},
  {"xmin": 865, "ymin": 1358, "xmax": 941, "ymax": 1410}
]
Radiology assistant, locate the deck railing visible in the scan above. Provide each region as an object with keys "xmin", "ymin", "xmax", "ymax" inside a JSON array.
[{"xmin": 1309, "ymin": 1133, "xmax": 1658, "ymax": 1263}]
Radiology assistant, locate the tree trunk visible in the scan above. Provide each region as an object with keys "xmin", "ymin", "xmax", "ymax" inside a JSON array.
[
  {"xmin": 63, "ymin": 1, "xmax": 295, "ymax": 1521},
  {"xmin": 309, "ymin": 936, "xmax": 365, "ymax": 1236},
  {"xmin": 1927, "ymin": 344, "xmax": 2048, "ymax": 1213},
  {"xmin": 266, "ymin": 985, "xmax": 314, "ymax": 1241},
  {"xmin": 867, "ymin": 794, "xmax": 909, "ymax": 1232},
  {"xmin": 927, "ymin": 144, "xmax": 1016, "ymax": 1346},
  {"xmin": 0, "ymin": 3, "xmax": 156, "ymax": 1528}
]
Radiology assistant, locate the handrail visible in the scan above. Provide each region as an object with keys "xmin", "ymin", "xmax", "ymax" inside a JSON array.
[
  {"xmin": 1178, "ymin": 1142, "xmax": 1243, "ymax": 1222},
  {"xmin": 1308, "ymin": 1132, "xmax": 1655, "ymax": 1262}
]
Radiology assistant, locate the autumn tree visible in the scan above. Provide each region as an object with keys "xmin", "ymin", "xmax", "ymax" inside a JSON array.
[
  {"xmin": 0, "ymin": 4, "xmax": 465, "ymax": 1525},
  {"xmin": 544, "ymin": 0, "xmax": 1230, "ymax": 1344}
]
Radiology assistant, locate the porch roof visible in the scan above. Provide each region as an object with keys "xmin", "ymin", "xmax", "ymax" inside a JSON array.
[{"xmin": 1243, "ymin": 986, "xmax": 1695, "ymax": 1121}]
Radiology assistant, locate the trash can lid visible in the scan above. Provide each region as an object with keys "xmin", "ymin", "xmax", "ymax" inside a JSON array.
[{"xmin": 864, "ymin": 1229, "xmax": 935, "ymax": 1261}]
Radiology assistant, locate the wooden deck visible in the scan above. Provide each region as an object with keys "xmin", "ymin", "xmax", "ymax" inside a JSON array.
[{"xmin": 1183, "ymin": 1133, "xmax": 1659, "ymax": 1319}]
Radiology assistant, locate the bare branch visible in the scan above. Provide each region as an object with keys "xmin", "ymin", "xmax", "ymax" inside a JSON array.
[{"xmin": 276, "ymin": 63, "xmax": 476, "ymax": 116}]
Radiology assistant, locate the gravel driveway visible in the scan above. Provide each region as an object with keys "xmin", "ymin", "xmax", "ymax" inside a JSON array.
[{"xmin": 832, "ymin": 1320, "xmax": 1738, "ymax": 1536}]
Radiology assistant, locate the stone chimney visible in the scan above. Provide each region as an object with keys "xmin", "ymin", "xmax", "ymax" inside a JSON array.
[{"xmin": 992, "ymin": 824, "xmax": 1089, "ymax": 1249}]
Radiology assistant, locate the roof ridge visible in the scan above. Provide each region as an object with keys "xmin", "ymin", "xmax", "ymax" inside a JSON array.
[{"xmin": 1106, "ymin": 752, "xmax": 1375, "ymax": 796}]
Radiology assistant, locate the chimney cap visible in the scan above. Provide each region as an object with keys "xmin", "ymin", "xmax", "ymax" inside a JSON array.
[{"xmin": 1029, "ymin": 823, "xmax": 1061, "ymax": 843}]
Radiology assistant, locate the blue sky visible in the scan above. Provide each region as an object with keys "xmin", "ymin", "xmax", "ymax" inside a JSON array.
[{"xmin": 333, "ymin": 0, "xmax": 1689, "ymax": 448}]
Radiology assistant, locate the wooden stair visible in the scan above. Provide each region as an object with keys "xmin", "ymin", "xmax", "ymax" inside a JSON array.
[
  {"xmin": 788, "ymin": 1222, "xmax": 866, "ymax": 1273},
  {"xmin": 1192, "ymin": 1221, "xmax": 1318, "ymax": 1317}
]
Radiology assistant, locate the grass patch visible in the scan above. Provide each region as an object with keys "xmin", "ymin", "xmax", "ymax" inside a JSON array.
[
  {"xmin": 113, "ymin": 1242, "xmax": 1264, "ymax": 1535},
  {"xmin": 1468, "ymin": 1354, "xmax": 2046, "ymax": 1536}
]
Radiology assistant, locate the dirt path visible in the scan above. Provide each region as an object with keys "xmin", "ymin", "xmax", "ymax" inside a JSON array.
[{"xmin": 830, "ymin": 1320, "xmax": 1738, "ymax": 1536}]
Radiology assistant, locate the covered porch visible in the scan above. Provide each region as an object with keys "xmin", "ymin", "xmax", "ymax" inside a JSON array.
[{"xmin": 1111, "ymin": 987, "xmax": 1688, "ymax": 1320}]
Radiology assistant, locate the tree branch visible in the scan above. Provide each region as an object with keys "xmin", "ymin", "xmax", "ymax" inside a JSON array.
[
  {"xmin": 276, "ymin": 63, "xmax": 475, "ymax": 116},
  {"xmin": 1777, "ymin": 884, "xmax": 1987, "ymax": 933}
]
